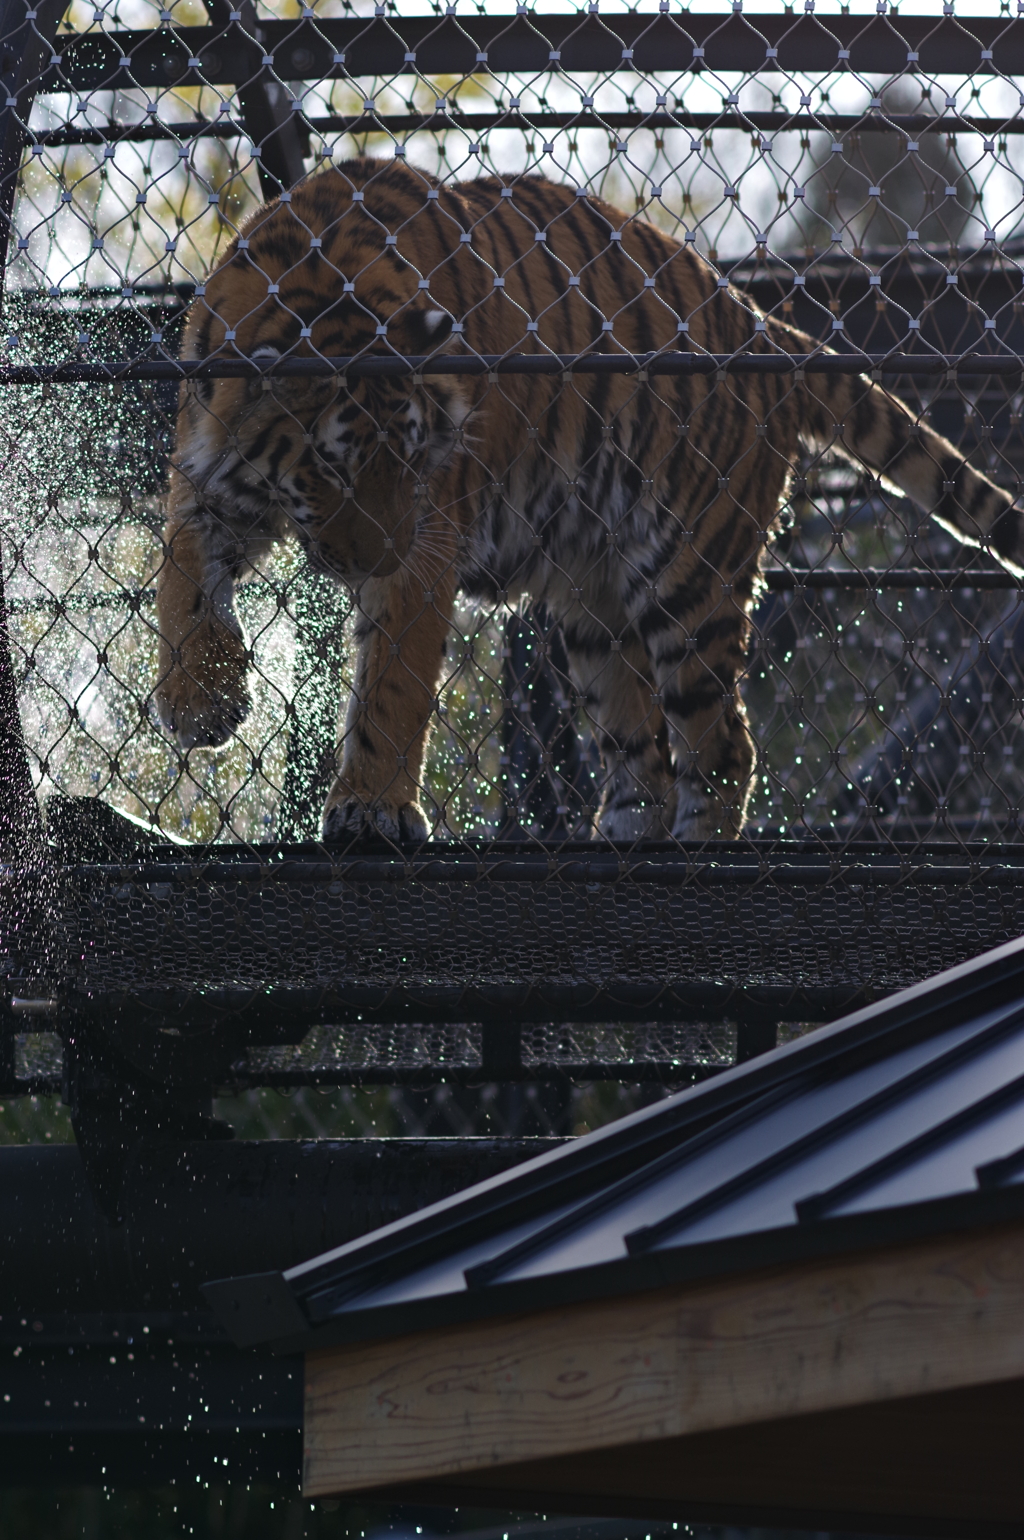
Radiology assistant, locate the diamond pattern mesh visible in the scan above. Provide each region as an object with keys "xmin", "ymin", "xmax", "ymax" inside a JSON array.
[{"xmin": 0, "ymin": 3, "xmax": 1022, "ymax": 1121}]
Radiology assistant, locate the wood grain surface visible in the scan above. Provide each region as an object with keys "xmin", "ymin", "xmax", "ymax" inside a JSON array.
[
  {"xmin": 399, "ymin": 1377, "xmax": 1024, "ymax": 1529},
  {"xmin": 304, "ymin": 1219, "xmax": 1024, "ymax": 1498}
]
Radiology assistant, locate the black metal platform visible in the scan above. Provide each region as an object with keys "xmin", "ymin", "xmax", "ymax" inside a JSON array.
[
  {"xmin": 6, "ymin": 834, "xmax": 1024, "ymax": 1097},
  {"xmin": 46, "ymin": 839, "xmax": 1024, "ymax": 1029}
]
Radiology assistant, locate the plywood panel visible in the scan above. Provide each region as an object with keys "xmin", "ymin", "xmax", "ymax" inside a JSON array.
[{"xmin": 304, "ymin": 1219, "xmax": 1024, "ymax": 1498}]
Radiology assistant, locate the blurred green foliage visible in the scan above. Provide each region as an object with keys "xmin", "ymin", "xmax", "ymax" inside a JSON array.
[{"xmin": 0, "ymin": 1092, "xmax": 74, "ymax": 1143}]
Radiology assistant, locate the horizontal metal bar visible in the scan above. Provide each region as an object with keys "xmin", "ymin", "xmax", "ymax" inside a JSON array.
[
  {"xmin": 19, "ymin": 237, "xmax": 1022, "ymax": 312},
  {"xmin": 2, "ymin": 352, "xmax": 1022, "ymax": 384},
  {"xmin": 56, "ymin": 849, "xmax": 1024, "ymax": 886},
  {"xmin": 227, "ymin": 1061, "xmax": 720, "ymax": 1088},
  {"xmin": 29, "ymin": 110, "xmax": 1024, "ymax": 150},
  {"xmin": 763, "ymin": 568, "xmax": 1024, "ymax": 592},
  {"xmin": 64, "ymin": 982, "xmax": 866, "ymax": 1027},
  {"xmin": 43, "ymin": 14, "xmax": 1023, "ymax": 94},
  {"xmin": 31, "ymin": 118, "xmax": 250, "ymax": 146}
]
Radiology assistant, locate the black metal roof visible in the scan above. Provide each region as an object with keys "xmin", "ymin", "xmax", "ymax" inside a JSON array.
[{"xmin": 206, "ymin": 934, "xmax": 1024, "ymax": 1354}]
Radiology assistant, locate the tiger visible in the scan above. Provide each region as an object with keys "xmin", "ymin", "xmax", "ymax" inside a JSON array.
[{"xmin": 154, "ymin": 154, "xmax": 1024, "ymax": 844}]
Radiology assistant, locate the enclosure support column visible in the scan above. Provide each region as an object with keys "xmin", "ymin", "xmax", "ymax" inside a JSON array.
[
  {"xmin": 207, "ymin": 0, "xmax": 309, "ymax": 202},
  {"xmin": 0, "ymin": 0, "xmax": 63, "ymax": 294},
  {"xmin": 0, "ymin": 0, "xmax": 61, "ymax": 853}
]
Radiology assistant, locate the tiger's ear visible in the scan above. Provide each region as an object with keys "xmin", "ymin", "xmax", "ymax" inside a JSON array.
[{"xmin": 404, "ymin": 306, "xmax": 453, "ymax": 353}]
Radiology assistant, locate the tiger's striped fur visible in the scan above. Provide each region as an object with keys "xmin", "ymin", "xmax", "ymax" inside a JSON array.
[{"xmin": 154, "ymin": 156, "xmax": 1024, "ymax": 843}]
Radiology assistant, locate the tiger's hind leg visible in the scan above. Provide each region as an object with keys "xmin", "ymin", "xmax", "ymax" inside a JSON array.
[
  {"xmin": 631, "ymin": 441, "xmax": 790, "ymax": 841},
  {"xmin": 636, "ymin": 553, "xmax": 760, "ymax": 843},
  {"xmin": 560, "ymin": 604, "xmax": 673, "ymax": 841},
  {"xmin": 645, "ymin": 619, "xmax": 757, "ymax": 841}
]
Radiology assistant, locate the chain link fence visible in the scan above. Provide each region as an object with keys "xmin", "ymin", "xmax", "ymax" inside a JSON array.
[{"xmin": 1, "ymin": 0, "xmax": 1024, "ymax": 1141}]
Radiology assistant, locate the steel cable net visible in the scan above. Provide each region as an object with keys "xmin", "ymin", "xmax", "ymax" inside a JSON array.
[{"xmin": 3, "ymin": 0, "xmax": 1024, "ymax": 1113}]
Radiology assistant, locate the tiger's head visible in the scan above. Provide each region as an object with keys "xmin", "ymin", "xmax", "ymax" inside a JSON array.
[{"xmin": 175, "ymin": 164, "xmax": 471, "ymax": 581}]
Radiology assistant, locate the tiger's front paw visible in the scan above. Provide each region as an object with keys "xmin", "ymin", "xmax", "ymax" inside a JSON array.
[
  {"xmin": 155, "ymin": 626, "xmax": 251, "ymax": 752},
  {"xmin": 597, "ymin": 799, "xmax": 670, "ymax": 842},
  {"xmin": 670, "ymin": 777, "xmax": 747, "ymax": 842},
  {"xmin": 321, "ymin": 793, "xmax": 430, "ymax": 846}
]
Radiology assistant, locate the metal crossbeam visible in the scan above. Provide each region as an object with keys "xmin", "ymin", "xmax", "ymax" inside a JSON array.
[
  {"xmin": 39, "ymin": 15, "xmax": 1024, "ymax": 93},
  {"xmin": 27, "ymin": 111, "xmax": 1024, "ymax": 150},
  {"xmin": 1, "ymin": 352, "xmax": 1023, "ymax": 383}
]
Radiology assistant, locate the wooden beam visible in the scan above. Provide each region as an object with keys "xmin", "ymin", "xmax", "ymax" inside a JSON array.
[
  {"xmin": 304, "ymin": 1218, "xmax": 1024, "ymax": 1499},
  {"xmin": 396, "ymin": 1378, "xmax": 1024, "ymax": 1532},
  {"xmin": 389, "ymin": 1379, "xmax": 1022, "ymax": 1533}
]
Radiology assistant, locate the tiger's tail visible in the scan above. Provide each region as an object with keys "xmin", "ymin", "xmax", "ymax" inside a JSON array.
[{"xmin": 766, "ymin": 318, "xmax": 1024, "ymax": 573}]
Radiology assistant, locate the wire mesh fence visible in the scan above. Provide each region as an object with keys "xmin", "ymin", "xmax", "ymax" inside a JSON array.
[{"xmin": 2, "ymin": 0, "xmax": 1024, "ymax": 1130}]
